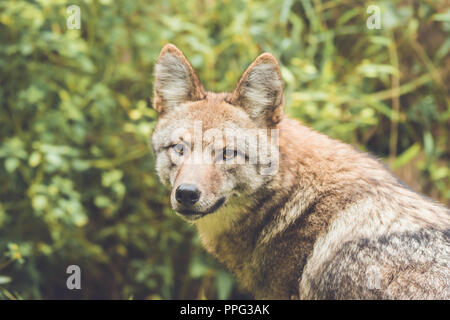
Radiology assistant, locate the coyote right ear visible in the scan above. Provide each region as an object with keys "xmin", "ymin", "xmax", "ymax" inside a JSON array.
[
  {"xmin": 227, "ymin": 53, "xmax": 284, "ymax": 127},
  {"xmin": 153, "ymin": 44, "xmax": 206, "ymax": 113}
]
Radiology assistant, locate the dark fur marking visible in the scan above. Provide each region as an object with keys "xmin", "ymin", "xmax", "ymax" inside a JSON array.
[{"xmin": 308, "ymin": 229, "xmax": 450, "ymax": 299}]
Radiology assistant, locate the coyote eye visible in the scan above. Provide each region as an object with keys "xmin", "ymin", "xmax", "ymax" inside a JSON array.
[
  {"xmin": 172, "ymin": 144, "xmax": 185, "ymax": 156},
  {"xmin": 223, "ymin": 149, "xmax": 237, "ymax": 161}
]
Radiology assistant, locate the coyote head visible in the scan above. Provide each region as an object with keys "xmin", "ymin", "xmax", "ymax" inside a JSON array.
[{"xmin": 151, "ymin": 44, "xmax": 283, "ymax": 221}]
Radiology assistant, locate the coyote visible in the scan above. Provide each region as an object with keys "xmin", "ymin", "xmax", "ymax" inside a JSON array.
[{"xmin": 151, "ymin": 44, "xmax": 450, "ymax": 299}]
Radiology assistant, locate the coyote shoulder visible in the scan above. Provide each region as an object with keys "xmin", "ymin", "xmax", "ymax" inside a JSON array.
[{"xmin": 151, "ymin": 44, "xmax": 450, "ymax": 299}]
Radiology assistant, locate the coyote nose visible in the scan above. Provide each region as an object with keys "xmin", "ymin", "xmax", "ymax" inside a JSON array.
[{"xmin": 175, "ymin": 184, "xmax": 201, "ymax": 205}]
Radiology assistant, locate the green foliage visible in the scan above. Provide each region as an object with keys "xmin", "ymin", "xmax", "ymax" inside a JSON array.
[{"xmin": 0, "ymin": 0, "xmax": 448, "ymax": 299}]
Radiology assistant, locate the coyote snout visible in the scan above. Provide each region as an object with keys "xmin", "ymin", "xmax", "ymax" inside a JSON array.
[
  {"xmin": 175, "ymin": 184, "xmax": 201, "ymax": 206},
  {"xmin": 169, "ymin": 161, "xmax": 228, "ymax": 220},
  {"xmin": 174, "ymin": 182, "xmax": 226, "ymax": 220},
  {"xmin": 175, "ymin": 183, "xmax": 226, "ymax": 218}
]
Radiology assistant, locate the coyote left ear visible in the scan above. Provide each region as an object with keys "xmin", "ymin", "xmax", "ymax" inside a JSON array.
[
  {"xmin": 228, "ymin": 53, "xmax": 284, "ymax": 127},
  {"xmin": 153, "ymin": 44, "xmax": 206, "ymax": 113}
]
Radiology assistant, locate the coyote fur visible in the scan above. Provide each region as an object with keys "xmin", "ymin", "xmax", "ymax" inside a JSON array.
[{"xmin": 151, "ymin": 44, "xmax": 450, "ymax": 299}]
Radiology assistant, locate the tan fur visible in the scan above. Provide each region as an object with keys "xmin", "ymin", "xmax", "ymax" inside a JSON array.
[{"xmin": 151, "ymin": 44, "xmax": 450, "ymax": 300}]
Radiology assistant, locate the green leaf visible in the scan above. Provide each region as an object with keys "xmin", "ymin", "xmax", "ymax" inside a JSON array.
[
  {"xmin": 423, "ymin": 132, "xmax": 434, "ymax": 157},
  {"xmin": 432, "ymin": 11, "xmax": 450, "ymax": 22},
  {"xmin": 392, "ymin": 143, "xmax": 421, "ymax": 170},
  {"xmin": 216, "ymin": 271, "xmax": 234, "ymax": 300},
  {"xmin": 5, "ymin": 158, "xmax": 19, "ymax": 173},
  {"xmin": 94, "ymin": 195, "xmax": 110, "ymax": 208},
  {"xmin": 0, "ymin": 276, "xmax": 12, "ymax": 285},
  {"xmin": 189, "ymin": 256, "xmax": 210, "ymax": 278},
  {"xmin": 32, "ymin": 195, "xmax": 48, "ymax": 211},
  {"xmin": 28, "ymin": 152, "xmax": 42, "ymax": 167}
]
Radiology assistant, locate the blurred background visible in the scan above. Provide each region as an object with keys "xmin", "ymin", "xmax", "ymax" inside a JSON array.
[{"xmin": 0, "ymin": 0, "xmax": 448, "ymax": 299}]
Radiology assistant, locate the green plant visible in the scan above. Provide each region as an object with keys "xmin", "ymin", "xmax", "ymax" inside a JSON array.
[{"xmin": 0, "ymin": 0, "xmax": 448, "ymax": 299}]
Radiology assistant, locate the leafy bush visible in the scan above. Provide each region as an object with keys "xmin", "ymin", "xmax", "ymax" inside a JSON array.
[{"xmin": 0, "ymin": 0, "xmax": 448, "ymax": 299}]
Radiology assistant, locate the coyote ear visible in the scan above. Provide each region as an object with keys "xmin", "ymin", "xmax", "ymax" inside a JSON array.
[
  {"xmin": 228, "ymin": 53, "xmax": 284, "ymax": 126},
  {"xmin": 153, "ymin": 44, "xmax": 206, "ymax": 113}
]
